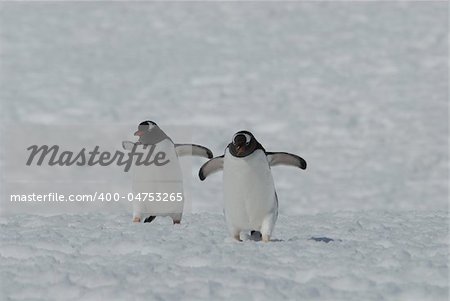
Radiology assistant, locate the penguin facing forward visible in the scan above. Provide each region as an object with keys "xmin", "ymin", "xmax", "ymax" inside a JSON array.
[
  {"xmin": 123, "ymin": 120, "xmax": 213, "ymax": 224},
  {"xmin": 199, "ymin": 131, "xmax": 306, "ymax": 242}
]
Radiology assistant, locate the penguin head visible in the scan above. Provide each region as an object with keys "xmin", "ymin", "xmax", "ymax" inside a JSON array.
[
  {"xmin": 134, "ymin": 120, "xmax": 168, "ymax": 144},
  {"xmin": 134, "ymin": 120, "xmax": 157, "ymax": 138},
  {"xmin": 228, "ymin": 130, "xmax": 263, "ymax": 157}
]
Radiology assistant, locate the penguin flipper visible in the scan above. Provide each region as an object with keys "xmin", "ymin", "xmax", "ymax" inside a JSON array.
[
  {"xmin": 198, "ymin": 156, "xmax": 224, "ymax": 181},
  {"xmin": 122, "ymin": 141, "xmax": 136, "ymax": 150},
  {"xmin": 266, "ymin": 152, "xmax": 307, "ymax": 170},
  {"xmin": 175, "ymin": 144, "xmax": 213, "ymax": 159}
]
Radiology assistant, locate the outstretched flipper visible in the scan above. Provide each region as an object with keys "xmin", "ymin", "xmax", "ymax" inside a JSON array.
[
  {"xmin": 199, "ymin": 156, "xmax": 224, "ymax": 181},
  {"xmin": 266, "ymin": 152, "xmax": 307, "ymax": 170},
  {"xmin": 175, "ymin": 144, "xmax": 213, "ymax": 159},
  {"xmin": 122, "ymin": 141, "xmax": 138, "ymax": 150}
]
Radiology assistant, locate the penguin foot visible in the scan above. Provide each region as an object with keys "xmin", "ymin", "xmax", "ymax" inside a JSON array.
[
  {"xmin": 132, "ymin": 217, "xmax": 141, "ymax": 223},
  {"xmin": 144, "ymin": 216, "xmax": 156, "ymax": 223},
  {"xmin": 262, "ymin": 234, "xmax": 270, "ymax": 242},
  {"xmin": 173, "ymin": 220, "xmax": 181, "ymax": 225}
]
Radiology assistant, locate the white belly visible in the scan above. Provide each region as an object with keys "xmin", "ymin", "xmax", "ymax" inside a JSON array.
[
  {"xmin": 223, "ymin": 149, "xmax": 277, "ymax": 230},
  {"xmin": 132, "ymin": 140, "xmax": 184, "ymax": 215}
]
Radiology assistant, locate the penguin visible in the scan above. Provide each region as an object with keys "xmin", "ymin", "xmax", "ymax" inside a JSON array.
[
  {"xmin": 198, "ymin": 130, "xmax": 306, "ymax": 242},
  {"xmin": 123, "ymin": 120, "xmax": 213, "ymax": 224}
]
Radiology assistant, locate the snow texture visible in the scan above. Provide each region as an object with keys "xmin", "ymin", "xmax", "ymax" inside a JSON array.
[
  {"xmin": 0, "ymin": 2, "xmax": 447, "ymax": 214},
  {"xmin": 0, "ymin": 212, "xmax": 448, "ymax": 301},
  {"xmin": 0, "ymin": 1, "xmax": 448, "ymax": 300}
]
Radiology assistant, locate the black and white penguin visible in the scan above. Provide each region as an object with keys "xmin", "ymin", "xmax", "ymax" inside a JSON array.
[
  {"xmin": 123, "ymin": 120, "xmax": 213, "ymax": 224},
  {"xmin": 199, "ymin": 130, "xmax": 306, "ymax": 242}
]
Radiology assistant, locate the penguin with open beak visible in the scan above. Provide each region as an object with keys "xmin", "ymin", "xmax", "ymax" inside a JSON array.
[{"xmin": 123, "ymin": 120, "xmax": 213, "ymax": 224}]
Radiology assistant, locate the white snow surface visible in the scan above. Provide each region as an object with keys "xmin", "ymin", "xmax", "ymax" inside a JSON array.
[
  {"xmin": 0, "ymin": 2, "xmax": 448, "ymax": 301},
  {"xmin": 0, "ymin": 2, "xmax": 447, "ymax": 214},
  {"xmin": 0, "ymin": 212, "xmax": 448, "ymax": 301}
]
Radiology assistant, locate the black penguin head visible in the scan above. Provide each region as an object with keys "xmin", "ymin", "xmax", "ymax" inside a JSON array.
[
  {"xmin": 134, "ymin": 120, "xmax": 157, "ymax": 137},
  {"xmin": 134, "ymin": 120, "xmax": 167, "ymax": 144},
  {"xmin": 228, "ymin": 130, "xmax": 264, "ymax": 157}
]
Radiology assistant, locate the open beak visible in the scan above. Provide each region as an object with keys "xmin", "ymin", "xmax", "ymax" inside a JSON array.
[{"xmin": 134, "ymin": 130, "xmax": 144, "ymax": 137}]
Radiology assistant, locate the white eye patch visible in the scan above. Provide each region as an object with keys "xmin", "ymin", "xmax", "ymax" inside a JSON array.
[
  {"xmin": 146, "ymin": 121, "xmax": 156, "ymax": 132},
  {"xmin": 232, "ymin": 133, "xmax": 251, "ymax": 145},
  {"xmin": 146, "ymin": 122, "xmax": 155, "ymax": 131}
]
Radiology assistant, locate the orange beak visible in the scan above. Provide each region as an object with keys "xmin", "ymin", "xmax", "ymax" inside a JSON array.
[
  {"xmin": 134, "ymin": 130, "xmax": 144, "ymax": 137},
  {"xmin": 236, "ymin": 145, "xmax": 245, "ymax": 156}
]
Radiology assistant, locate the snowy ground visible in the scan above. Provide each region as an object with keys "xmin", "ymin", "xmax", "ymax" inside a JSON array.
[
  {"xmin": 0, "ymin": 1, "xmax": 447, "ymax": 214},
  {"xmin": 0, "ymin": 1, "xmax": 448, "ymax": 301},
  {"xmin": 0, "ymin": 212, "xmax": 448, "ymax": 301}
]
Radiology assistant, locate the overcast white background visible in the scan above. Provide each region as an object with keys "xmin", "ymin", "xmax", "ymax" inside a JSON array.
[{"xmin": 0, "ymin": 2, "xmax": 448, "ymax": 300}]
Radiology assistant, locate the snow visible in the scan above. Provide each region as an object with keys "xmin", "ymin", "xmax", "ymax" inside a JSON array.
[
  {"xmin": 0, "ymin": 1, "xmax": 447, "ymax": 214},
  {"xmin": 0, "ymin": 1, "xmax": 448, "ymax": 300},
  {"xmin": 0, "ymin": 212, "xmax": 448, "ymax": 301}
]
